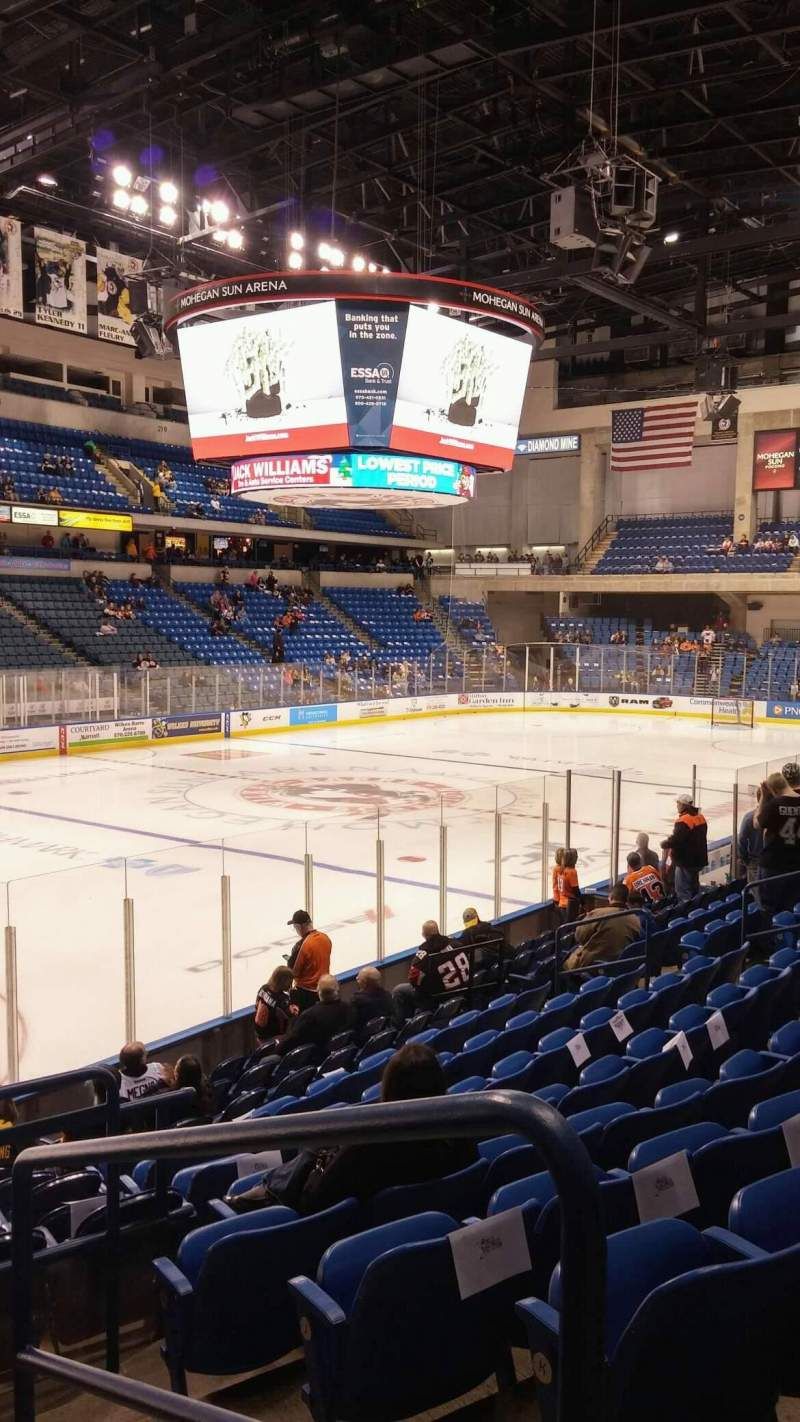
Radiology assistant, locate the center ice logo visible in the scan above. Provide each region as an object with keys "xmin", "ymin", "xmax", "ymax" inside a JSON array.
[{"xmin": 240, "ymin": 774, "xmax": 465, "ymax": 818}]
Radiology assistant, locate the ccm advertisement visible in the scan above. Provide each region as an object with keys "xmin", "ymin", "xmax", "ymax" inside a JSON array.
[{"xmin": 179, "ymin": 300, "xmax": 531, "ymax": 468}]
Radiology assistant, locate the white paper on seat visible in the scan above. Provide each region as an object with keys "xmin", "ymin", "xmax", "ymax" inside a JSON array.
[
  {"xmin": 706, "ymin": 1011, "xmax": 730, "ymax": 1050},
  {"xmin": 449, "ymin": 1208, "xmax": 532, "ymax": 1300},
  {"xmin": 236, "ymin": 1151, "xmax": 282, "ymax": 1178},
  {"xmin": 632, "ymin": 1150, "xmax": 700, "ymax": 1223},
  {"xmin": 609, "ymin": 1010, "xmax": 633, "ymax": 1042},
  {"xmin": 661, "ymin": 1031, "xmax": 692, "ymax": 1070},
  {"xmin": 782, "ymin": 1113, "xmax": 800, "ymax": 1168},
  {"xmin": 567, "ymin": 1032, "xmax": 590, "ymax": 1067}
]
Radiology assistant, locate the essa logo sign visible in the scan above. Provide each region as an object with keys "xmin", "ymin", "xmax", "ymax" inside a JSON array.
[{"xmin": 350, "ymin": 364, "xmax": 394, "ymax": 381}]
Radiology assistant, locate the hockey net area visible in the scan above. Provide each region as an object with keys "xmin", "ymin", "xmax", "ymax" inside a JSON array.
[{"xmin": 711, "ymin": 697, "xmax": 755, "ymax": 728}]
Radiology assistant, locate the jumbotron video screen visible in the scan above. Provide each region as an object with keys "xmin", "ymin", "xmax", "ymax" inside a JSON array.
[{"xmin": 177, "ymin": 299, "xmax": 532, "ymax": 470}]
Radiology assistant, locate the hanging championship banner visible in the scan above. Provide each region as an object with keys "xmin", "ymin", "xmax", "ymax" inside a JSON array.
[
  {"xmin": 96, "ymin": 247, "xmax": 141, "ymax": 344},
  {"xmin": 0, "ymin": 217, "xmax": 23, "ymax": 320},
  {"xmin": 33, "ymin": 228, "xmax": 87, "ymax": 334}
]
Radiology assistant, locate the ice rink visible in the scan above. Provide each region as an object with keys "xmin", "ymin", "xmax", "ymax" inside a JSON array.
[{"xmin": 2, "ymin": 709, "xmax": 799, "ymax": 1080}]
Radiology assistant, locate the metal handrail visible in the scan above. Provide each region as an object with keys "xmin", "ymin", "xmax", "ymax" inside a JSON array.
[
  {"xmin": 12, "ymin": 1093, "xmax": 606, "ymax": 1422},
  {"xmin": 740, "ymin": 869, "xmax": 800, "ymax": 946},
  {"xmin": 552, "ymin": 906, "xmax": 652, "ymax": 994}
]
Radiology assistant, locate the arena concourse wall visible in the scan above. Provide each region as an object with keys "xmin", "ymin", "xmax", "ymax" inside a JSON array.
[{"xmin": 0, "ymin": 688, "xmax": 798, "ymax": 761}]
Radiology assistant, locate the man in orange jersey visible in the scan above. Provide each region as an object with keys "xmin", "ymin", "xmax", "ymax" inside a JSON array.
[
  {"xmin": 286, "ymin": 909, "xmax": 332, "ymax": 1012},
  {"xmin": 623, "ymin": 852, "xmax": 665, "ymax": 905}
]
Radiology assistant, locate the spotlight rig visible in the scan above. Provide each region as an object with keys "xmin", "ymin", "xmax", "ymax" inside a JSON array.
[{"xmin": 548, "ymin": 142, "xmax": 660, "ymax": 286}]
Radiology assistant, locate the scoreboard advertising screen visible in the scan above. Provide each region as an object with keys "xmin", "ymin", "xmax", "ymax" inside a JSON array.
[
  {"xmin": 230, "ymin": 452, "xmax": 476, "ymax": 508},
  {"xmin": 177, "ymin": 300, "xmax": 531, "ymax": 469},
  {"xmin": 752, "ymin": 429, "xmax": 799, "ymax": 491}
]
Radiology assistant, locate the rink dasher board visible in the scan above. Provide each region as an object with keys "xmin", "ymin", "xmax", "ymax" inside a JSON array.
[{"xmin": 0, "ymin": 692, "xmax": 778, "ymax": 761}]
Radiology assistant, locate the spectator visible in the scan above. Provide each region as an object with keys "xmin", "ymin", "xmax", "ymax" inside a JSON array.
[
  {"xmin": 701, "ymin": 625, "xmax": 716, "ymax": 647},
  {"xmin": 736, "ymin": 534, "xmax": 750, "ymax": 551},
  {"xmin": 286, "ymin": 909, "xmax": 332, "ymax": 1011},
  {"xmin": 350, "ymin": 966, "xmax": 394, "ymax": 1040},
  {"xmin": 551, "ymin": 847, "xmax": 564, "ymax": 905},
  {"xmin": 738, "ymin": 789, "xmax": 765, "ymax": 884},
  {"xmin": 789, "ymin": 531, "xmax": 800, "ymax": 552},
  {"xmin": 392, "ymin": 919, "xmax": 458, "ymax": 1020},
  {"xmin": 174, "ymin": 1055, "xmax": 214, "ymax": 1120},
  {"xmin": 555, "ymin": 847, "xmax": 581, "ymax": 923},
  {"xmin": 115, "ymin": 1041, "xmax": 174, "ymax": 1101},
  {"xmin": 459, "ymin": 906, "xmax": 501, "ymax": 969},
  {"xmin": 783, "ymin": 762, "xmax": 800, "ymax": 791},
  {"xmin": 634, "ymin": 832, "xmax": 661, "ymax": 871},
  {"xmin": 274, "ymin": 975, "xmax": 351, "ymax": 1057},
  {"xmin": 661, "ymin": 793, "xmax": 708, "ymax": 901},
  {"xmin": 97, "ymin": 619, "xmax": 117, "ymax": 636},
  {"xmin": 563, "ymin": 884, "xmax": 640, "ymax": 972},
  {"xmin": 254, "ymin": 964, "xmax": 295, "ymax": 1042},
  {"xmin": 230, "ymin": 1043, "xmax": 476, "ymax": 1214},
  {"xmin": 41, "ymin": 531, "xmax": 55, "ymax": 550},
  {"xmin": 271, "ymin": 627, "xmax": 285, "ymax": 663},
  {"xmin": 623, "ymin": 851, "xmax": 664, "ymax": 904},
  {"xmin": 755, "ymin": 770, "xmax": 800, "ymax": 911}
]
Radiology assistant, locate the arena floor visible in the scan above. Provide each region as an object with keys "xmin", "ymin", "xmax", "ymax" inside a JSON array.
[{"xmin": 2, "ymin": 710, "xmax": 799, "ymax": 1080}]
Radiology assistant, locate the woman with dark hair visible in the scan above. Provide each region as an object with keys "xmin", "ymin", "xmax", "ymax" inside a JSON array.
[
  {"xmin": 230, "ymin": 1043, "xmax": 476, "ymax": 1213},
  {"xmin": 174, "ymin": 1055, "xmax": 214, "ymax": 1120},
  {"xmin": 254, "ymin": 964, "xmax": 295, "ymax": 1042}
]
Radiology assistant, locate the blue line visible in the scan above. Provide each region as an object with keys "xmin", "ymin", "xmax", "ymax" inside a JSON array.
[{"xmin": 0, "ymin": 801, "xmax": 532, "ymax": 907}]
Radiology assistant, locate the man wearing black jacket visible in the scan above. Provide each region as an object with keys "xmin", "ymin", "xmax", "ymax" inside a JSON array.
[
  {"xmin": 661, "ymin": 793, "xmax": 708, "ymax": 902},
  {"xmin": 275, "ymin": 975, "xmax": 352, "ymax": 1056},
  {"xmin": 459, "ymin": 906, "xmax": 502, "ymax": 971},
  {"xmin": 350, "ymin": 966, "xmax": 394, "ymax": 1041}
]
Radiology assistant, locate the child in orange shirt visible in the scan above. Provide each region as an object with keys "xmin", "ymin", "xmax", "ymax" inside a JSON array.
[
  {"xmin": 556, "ymin": 847, "xmax": 581, "ymax": 923},
  {"xmin": 551, "ymin": 847, "xmax": 564, "ymax": 906}
]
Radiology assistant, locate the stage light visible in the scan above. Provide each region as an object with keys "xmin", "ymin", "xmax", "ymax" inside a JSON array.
[
  {"xmin": 130, "ymin": 193, "xmax": 148, "ymax": 217},
  {"xmin": 112, "ymin": 163, "xmax": 133, "ymax": 188},
  {"xmin": 159, "ymin": 204, "xmax": 177, "ymax": 226},
  {"xmin": 226, "ymin": 229, "xmax": 244, "ymax": 250},
  {"xmin": 320, "ymin": 264, "xmax": 329, "ymax": 271},
  {"xmin": 368, "ymin": 261, "xmax": 377, "ymax": 273},
  {"xmin": 159, "ymin": 180, "xmax": 178, "ymax": 204},
  {"xmin": 382, "ymin": 265, "xmax": 390, "ymax": 273},
  {"xmin": 212, "ymin": 228, "xmax": 228, "ymax": 243},
  {"xmin": 329, "ymin": 247, "xmax": 344, "ymax": 267},
  {"xmin": 288, "ymin": 250, "xmax": 303, "ymax": 269},
  {"xmin": 318, "ymin": 241, "xmax": 331, "ymax": 260},
  {"xmin": 663, "ymin": 229, "xmax": 680, "ymax": 244},
  {"xmin": 37, "ymin": 173, "xmax": 57, "ymax": 187},
  {"xmin": 289, "ymin": 231, "xmax": 304, "ymax": 251},
  {"xmin": 428, "ymin": 302, "xmax": 439, "ymax": 313},
  {"xmin": 352, "ymin": 254, "xmax": 366, "ymax": 271},
  {"xmin": 209, "ymin": 199, "xmax": 229, "ymax": 224},
  {"xmin": 112, "ymin": 187, "xmax": 131, "ymax": 210}
]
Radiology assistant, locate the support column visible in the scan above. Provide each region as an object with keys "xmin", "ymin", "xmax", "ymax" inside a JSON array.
[
  {"xmin": 733, "ymin": 412, "xmax": 757, "ymax": 541},
  {"xmin": 577, "ymin": 430, "xmax": 606, "ymax": 551}
]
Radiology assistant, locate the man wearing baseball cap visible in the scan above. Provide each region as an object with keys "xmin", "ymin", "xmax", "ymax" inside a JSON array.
[
  {"xmin": 286, "ymin": 910, "xmax": 332, "ymax": 1012},
  {"xmin": 661, "ymin": 793, "xmax": 708, "ymax": 903},
  {"xmin": 460, "ymin": 906, "xmax": 503, "ymax": 973}
]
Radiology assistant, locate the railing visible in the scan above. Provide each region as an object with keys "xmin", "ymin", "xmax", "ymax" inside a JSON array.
[
  {"xmin": 4, "ymin": 640, "xmax": 798, "ymax": 730},
  {"xmin": 12, "ymin": 1092, "xmax": 606, "ymax": 1422},
  {"xmin": 551, "ymin": 907, "xmax": 653, "ymax": 996},
  {"xmin": 574, "ymin": 513, "xmax": 615, "ymax": 568}
]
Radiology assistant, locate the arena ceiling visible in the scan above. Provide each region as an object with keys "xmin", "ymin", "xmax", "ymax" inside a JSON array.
[{"xmin": 0, "ymin": 0, "xmax": 799, "ymax": 379}]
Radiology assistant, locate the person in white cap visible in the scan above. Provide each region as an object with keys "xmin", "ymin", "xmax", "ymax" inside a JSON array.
[{"xmin": 661, "ymin": 794, "xmax": 708, "ymax": 902}]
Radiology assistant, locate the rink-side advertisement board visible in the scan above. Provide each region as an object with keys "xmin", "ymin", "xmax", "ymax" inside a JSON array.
[
  {"xmin": 66, "ymin": 717, "xmax": 153, "ymax": 751},
  {"xmin": 0, "ymin": 692, "xmax": 784, "ymax": 761}
]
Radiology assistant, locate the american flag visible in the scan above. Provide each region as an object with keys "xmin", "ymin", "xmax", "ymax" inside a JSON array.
[{"xmin": 610, "ymin": 401, "xmax": 697, "ymax": 473}]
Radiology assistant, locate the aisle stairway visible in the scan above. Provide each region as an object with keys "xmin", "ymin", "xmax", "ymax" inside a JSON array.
[{"xmin": 580, "ymin": 529, "xmax": 617, "ymax": 571}]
